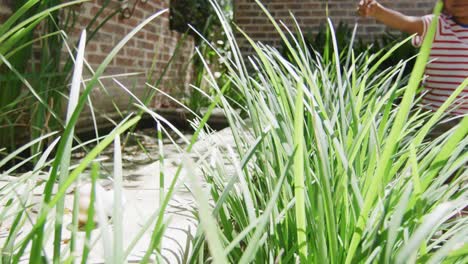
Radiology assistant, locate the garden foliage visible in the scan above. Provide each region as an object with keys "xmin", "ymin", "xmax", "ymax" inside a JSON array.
[
  {"xmin": 188, "ymin": 0, "xmax": 467, "ymax": 263},
  {"xmin": 0, "ymin": 0, "xmax": 466, "ymax": 263}
]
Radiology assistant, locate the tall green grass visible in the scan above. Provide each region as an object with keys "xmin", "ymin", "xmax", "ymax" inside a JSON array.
[
  {"xmin": 0, "ymin": 5, "xmax": 192, "ymax": 263},
  {"xmin": 188, "ymin": 0, "xmax": 467, "ymax": 263},
  {"xmin": 0, "ymin": 0, "xmax": 88, "ymax": 158},
  {"xmin": 0, "ymin": 1, "xmax": 233, "ymax": 262},
  {"xmin": 0, "ymin": 0, "xmax": 130, "ymax": 161},
  {"xmin": 1, "ymin": 0, "xmax": 466, "ymax": 263}
]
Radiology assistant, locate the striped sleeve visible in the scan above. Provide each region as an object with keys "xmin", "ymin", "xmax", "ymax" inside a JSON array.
[{"xmin": 412, "ymin": 15, "xmax": 434, "ymax": 47}]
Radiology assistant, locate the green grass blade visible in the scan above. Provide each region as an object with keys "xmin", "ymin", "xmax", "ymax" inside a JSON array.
[
  {"xmin": 421, "ymin": 116, "xmax": 468, "ymax": 190},
  {"xmin": 345, "ymin": 2, "xmax": 443, "ymax": 262},
  {"xmin": 238, "ymin": 150, "xmax": 294, "ymax": 264},
  {"xmin": 0, "ymin": 0, "xmax": 89, "ymax": 44},
  {"xmin": 293, "ymin": 80, "xmax": 308, "ymax": 261},
  {"xmin": 0, "ymin": 0, "xmax": 40, "ymax": 36},
  {"xmin": 29, "ymin": 9, "xmax": 167, "ymax": 259},
  {"xmin": 113, "ymin": 134, "xmax": 124, "ymax": 263},
  {"xmin": 0, "ymin": 132, "xmax": 57, "ymax": 170},
  {"xmin": 80, "ymin": 162, "xmax": 98, "ymax": 264},
  {"xmin": 396, "ymin": 200, "xmax": 464, "ymax": 263},
  {"xmin": 52, "ymin": 29, "xmax": 86, "ymax": 264},
  {"xmin": 14, "ymin": 116, "xmax": 140, "ymax": 262},
  {"xmin": 140, "ymin": 82, "xmax": 230, "ymax": 263},
  {"xmin": 184, "ymin": 156, "xmax": 229, "ymax": 264}
]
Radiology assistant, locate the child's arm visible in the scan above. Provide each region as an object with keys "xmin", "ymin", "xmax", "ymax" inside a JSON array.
[{"xmin": 357, "ymin": 0, "xmax": 425, "ymax": 36}]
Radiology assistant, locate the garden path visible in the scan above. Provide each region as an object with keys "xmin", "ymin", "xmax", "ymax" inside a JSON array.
[{"xmin": 0, "ymin": 126, "xmax": 238, "ymax": 263}]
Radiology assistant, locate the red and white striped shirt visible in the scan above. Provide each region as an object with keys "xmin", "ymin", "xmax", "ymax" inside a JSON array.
[{"xmin": 412, "ymin": 14, "xmax": 468, "ymax": 116}]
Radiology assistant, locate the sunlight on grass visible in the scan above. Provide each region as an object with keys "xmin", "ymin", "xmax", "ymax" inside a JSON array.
[{"xmin": 0, "ymin": 0, "xmax": 466, "ymax": 263}]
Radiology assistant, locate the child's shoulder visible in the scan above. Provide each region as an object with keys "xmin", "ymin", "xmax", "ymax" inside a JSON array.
[
  {"xmin": 420, "ymin": 13, "xmax": 461, "ymax": 26},
  {"xmin": 411, "ymin": 13, "xmax": 468, "ymax": 47}
]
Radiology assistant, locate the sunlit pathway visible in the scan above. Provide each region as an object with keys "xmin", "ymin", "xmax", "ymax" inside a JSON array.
[{"xmin": 0, "ymin": 126, "xmax": 238, "ymax": 263}]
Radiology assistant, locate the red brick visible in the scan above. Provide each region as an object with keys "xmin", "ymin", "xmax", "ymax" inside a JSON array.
[
  {"xmin": 145, "ymin": 32, "xmax": 160, "ymax": 42},
  {"xmin": 87, "ymin": 43, "xmax": 98, "ymax": 51},
  {"xmin": 116, "ymin": 57, "xmax": 136, "ymax": 66},
  {"xmin": 86, "ymin": 54, "xmax": 107, "ymax": 64},
  {"xmin": 100, "ymin": 44, "xmax": 113, "ymax": 54},
  {"xmin": 126, "ymin": 48, "xmax": 145, "ymax": 57},
  {"xmin": 136, "ymin": 40, "xmax": 154, "ymax": 50},
  {"xmin": 103, "ymin": 22, "xmax": 126, "ymax": 36}
]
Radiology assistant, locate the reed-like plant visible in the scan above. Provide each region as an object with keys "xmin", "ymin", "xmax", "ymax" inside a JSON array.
[
  {"xmin": 0, "ymin": 5, "xmax": 192, "ymax": 263},
  {"xmin": 0, "ymin": 0, "xmax": 131, "ymax": 161},
  {"xmin": 1, "ymin": 0, "xmax": 466, "ymax": 263},
  {"xmin": 0, "ymin": 0, "xmax": 88, "ymax": 159},
  {"xmin": 1, "ymin": 0, "xmax": 217, "ymax": 261},
  {"xmin": 187, "ymin": 0, "xmax": 467, "ymax": 263}
]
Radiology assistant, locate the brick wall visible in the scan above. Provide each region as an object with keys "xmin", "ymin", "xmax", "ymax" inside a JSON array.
[
  {"xmin": 0, "ymin": 0, "xmax": 195, "ymax": 130},
  {"xmin": 235, "ymin": 0, "xmax": 435, "ymax": 55},
  {"xmin": 71, "ymin": 0, "xmax": 194, "ymax": 129}
]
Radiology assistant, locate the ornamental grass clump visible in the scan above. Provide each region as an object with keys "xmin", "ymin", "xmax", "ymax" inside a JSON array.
[
  {"xmin": 188, "ymin": 0, "xmax": 467, "ymax": 263},
  {"xmin": 1, "ymin": 1, "xmax": 236, "ymax": 262},
  {"xmin": 0, "ymin": 3, "xmax": 190, "ymax": 262},
  {"xmin": 0, "ymin": 0, "xmax": 466, "ymax": 263}
]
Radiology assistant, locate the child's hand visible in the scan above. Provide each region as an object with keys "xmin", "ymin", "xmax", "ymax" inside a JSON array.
[
  {"xmin": 356, "ymin": 1, "xmax": 424, "ymax": 36},
  {"xmin": 357, "ymin": 0, "xmax": 380, "ymax": 17}
]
